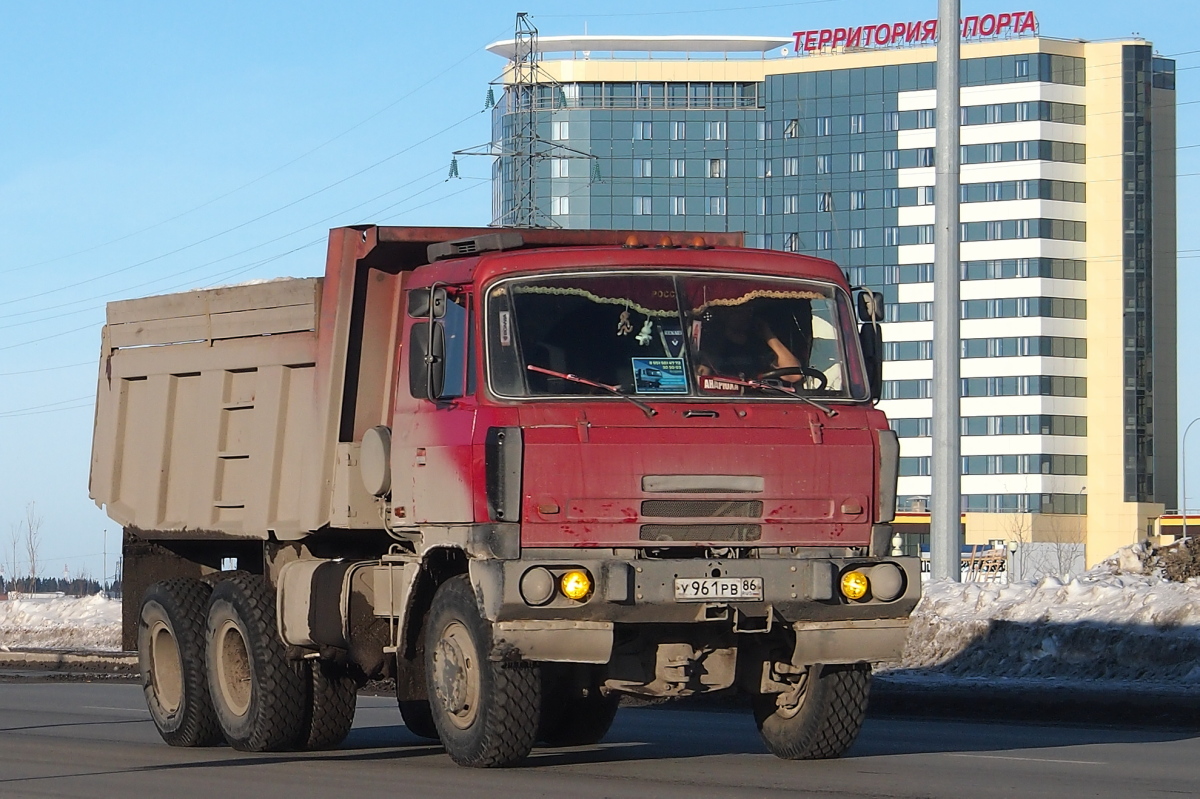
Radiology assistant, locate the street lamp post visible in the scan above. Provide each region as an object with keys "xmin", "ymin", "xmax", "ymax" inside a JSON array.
[{"xmin": 1182, "ymin": 418, "xmax": 1200, "ymax": 542}]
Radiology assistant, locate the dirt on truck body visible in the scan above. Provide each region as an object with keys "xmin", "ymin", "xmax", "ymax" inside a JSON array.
[{"xmin": 90, "ymin": 225, "xmax": 916, "ymax": 766}]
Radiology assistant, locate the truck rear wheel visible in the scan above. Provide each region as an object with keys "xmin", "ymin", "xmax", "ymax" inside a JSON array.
[
  {"xmin": 299, "ymin": 660, "xmax": 357, "ymax": 750},
  {"xmin": 398, "ymin": 700, "xmax": 439, "ymax": 740},
  {"xmin": 753, "ymin": 663, "xmax": 871, "ymax": 760},
  {"xmin": 205, "ymin": 573, "xmax": 307, "ymax": 751},
  {"xmin": 424, "ymin": 575, "xmax": 540, "ymax": 767},
  {"xmin": 138, "ymin": 579, "xmax": 223, "ymax": 747},
  {"xmin": 538, "ymin": 664, "xmax": 618, "ymax": 747}
]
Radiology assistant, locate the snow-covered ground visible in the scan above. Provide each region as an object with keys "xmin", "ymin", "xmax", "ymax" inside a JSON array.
[
  {"xmin": 0, "ymin": 594, "xmax": 121, "ymax": 651},
  {"xmin": 888, "ymin": 545, "xmax": 1200, "ymax": 683},
  {"xmin": 2, "ymin": 546, "xmax": 1198, "ymax": 687}
]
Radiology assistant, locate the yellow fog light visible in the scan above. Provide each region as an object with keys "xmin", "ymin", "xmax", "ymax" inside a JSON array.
[
  {"xmin": 560, "ymin": 570, "xmax": 593, "ymax": 601},
  {"xmin": 840, "ymin": 570, "xmax": 870, "ymax": 601}
]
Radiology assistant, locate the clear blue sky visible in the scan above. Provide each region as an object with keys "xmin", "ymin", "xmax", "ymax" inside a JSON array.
[{"xmin": 0, "ymin": 1, "xmax": 1195, "ymax": 583}]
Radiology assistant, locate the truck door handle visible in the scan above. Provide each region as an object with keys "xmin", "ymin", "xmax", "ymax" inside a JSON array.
[{"xmin": 684, "ymin": 410, "xmax": 719, "ymax": 418}]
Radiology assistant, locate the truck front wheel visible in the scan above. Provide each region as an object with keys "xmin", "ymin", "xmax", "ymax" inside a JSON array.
[
  {"xmin": 424, "ymin": 575, "xmax": 540, "ymax": 767},
  {"xmin": 138, "ymin": 579, "xmax": 223, "ymax": 747},
  {"xmin": 752, "ymin": 663, "xmax": 871, "ymax": 760},
  {"xmin": 205, "ymin": 573, "xmax": 307, "ymax": 751}
]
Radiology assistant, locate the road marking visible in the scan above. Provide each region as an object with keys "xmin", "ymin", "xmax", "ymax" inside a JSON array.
[{"xmin": 948, "ymin": 753, "xmax": 1104, "ymax": 765}]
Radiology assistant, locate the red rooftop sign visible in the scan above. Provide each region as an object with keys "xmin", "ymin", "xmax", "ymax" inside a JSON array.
[{"xmin": 792, "ymin": 11, "xmax": 1038, "ymax": 53}]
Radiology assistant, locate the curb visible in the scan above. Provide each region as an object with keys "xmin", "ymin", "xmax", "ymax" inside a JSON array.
[
  {"xmin": 871, "ymin": 676, "xmax": 1200, "ymax": 729},
  {"xmin": 0, "ymin": 649, "xmax": 137, "ymax": 672}
]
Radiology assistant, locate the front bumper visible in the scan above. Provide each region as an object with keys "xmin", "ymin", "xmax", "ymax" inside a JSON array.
[{"xmin": 471, "ymin": 554, "xmax": 920, "ymax": 664}]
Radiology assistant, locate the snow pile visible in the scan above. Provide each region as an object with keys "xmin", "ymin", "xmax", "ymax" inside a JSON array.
[
  {"xmin": 0, "ymin": 595, "xmax": 122, "ymax": 651},
  {"xmin": 892, "ymin": 545, "xmax": 1200, "ymax": 682}
]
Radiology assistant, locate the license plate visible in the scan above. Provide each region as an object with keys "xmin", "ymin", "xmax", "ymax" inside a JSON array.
[{"xmin": 673, "ymin": 577, "xmax": 763, "ymax": 602}]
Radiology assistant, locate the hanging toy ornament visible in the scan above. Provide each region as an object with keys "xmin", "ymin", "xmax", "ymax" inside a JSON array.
[
  {"xmin": 636, "ymin": 317, "xmax": 654, "ymax": 346},
  {"xmin": 616, "ymin": 308, "xmax": 633, "ymax": 336}
]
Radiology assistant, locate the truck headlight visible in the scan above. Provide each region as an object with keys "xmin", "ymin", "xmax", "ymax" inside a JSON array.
[
  {"xmin": 560, "ymin": 570, "xmax": 593, "ymax": 601},
  {"xmin": 840, "ymin": 570, "xmax": 870, "ymax": 601}
]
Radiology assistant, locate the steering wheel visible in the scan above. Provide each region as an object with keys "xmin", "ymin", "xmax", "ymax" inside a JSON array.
[{"xmin": 757, "ymin": 366, "xmax": 828, "ymax": 391}]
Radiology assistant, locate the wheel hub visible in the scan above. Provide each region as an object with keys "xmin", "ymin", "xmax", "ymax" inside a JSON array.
[{"xmin": 432, "ymin": 620, "xmax": 480, "ymax": 729}]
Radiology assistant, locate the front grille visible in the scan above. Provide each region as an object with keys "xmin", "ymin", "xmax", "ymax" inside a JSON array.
[
  {"xmin": 641, "ymin": 500, "xmax": 763, "ymax": 518},
  {"xmin": 639, "ymin": 524, "xmax": 762, "ymax": 542}
]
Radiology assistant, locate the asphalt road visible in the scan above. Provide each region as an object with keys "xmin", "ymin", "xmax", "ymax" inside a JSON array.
[{"xmin": 0, "ymin": 682, "xmax": 1196, "ymax": 799}]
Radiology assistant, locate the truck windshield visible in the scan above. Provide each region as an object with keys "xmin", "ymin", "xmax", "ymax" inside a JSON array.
[{"xmin": 486, "ymin": 272, "xmax": 869, "ymax": 401}]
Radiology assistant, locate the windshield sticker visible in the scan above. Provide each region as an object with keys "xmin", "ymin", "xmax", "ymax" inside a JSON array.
[
  {"xmin": 660, "ymin": 327, "xmax": 685, "ymax": 357},
  {"xmin": 632, "ymin": 357, "xmax": 688, "ymax": 394},
  {"xmin": 498, "ymin": 311, "xmax": 512, "ymax": 346},
  {"xmin": 700, "ymin": 375, "xmax": 742, "ymax": 393}
]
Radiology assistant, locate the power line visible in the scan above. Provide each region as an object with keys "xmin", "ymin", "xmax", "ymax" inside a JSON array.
[
  {"xmin": 0, "ymin": 26, "xmax": 511, "ymax": 278},
  {"xmin": 0, "ymin": 109, "xmax": 488, "ymax": 311}
]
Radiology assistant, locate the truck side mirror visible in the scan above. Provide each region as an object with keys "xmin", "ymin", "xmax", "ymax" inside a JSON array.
[
  {"xmin": 856, "ymin": 290, "xmax": 884, "ymax": 323},
  {"xmin": 409, "ymin": 320, "xmax": 446, "ymax": 400},
  {"xmin": 859, "ymin": 321, "xmax": 883, "ymax": 402},
  {"xmin": 408, "ymin": 287, "xmax": 468, "ymax": 401},
  {"xmin": 407, "ymin": 286, "xmax": 447, "ymax": 319}
]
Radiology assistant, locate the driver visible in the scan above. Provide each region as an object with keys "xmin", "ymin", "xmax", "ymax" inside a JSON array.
[{"xmin": 695, "ymin": 303, "xmax": 804, "ymax": 383}]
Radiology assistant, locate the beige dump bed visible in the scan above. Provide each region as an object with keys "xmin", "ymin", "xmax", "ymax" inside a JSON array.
[{"xmin": 90, "ymin": 279, "xmax": 327, "ymax": 539}]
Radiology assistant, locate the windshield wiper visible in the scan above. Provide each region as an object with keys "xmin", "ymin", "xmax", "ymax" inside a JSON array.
[
  {"xmin": 526, "ymin": 365, "xmax": 658, "ymax": 418},
  {"xmin": 703, "ymin": 374, "xmax": 837, "ymax": 418}
]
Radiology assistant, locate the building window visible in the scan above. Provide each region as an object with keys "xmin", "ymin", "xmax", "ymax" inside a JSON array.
[
  {"xmin": 917, "ymin": 186, "xmax": 935, "ymax": 206},
  {"xmin": 784, "ymin": 195, "xmax": 800, "ymax": 214},
  {"xmin": 815, "ymin": 154, "xmax": 831, "ymax": 174},
  {"xmin": 637, "ymin": 159, "xmax": 653, "ymax": 178},
  {"xmin": 552, "ymin": 121, "xmax": 569, "ymax": 140},
  {"xmin": 757, "ymin": 159, "xmax": 772, "ymax": 178},
  {"xmin": 634, "ymin": 121, "xmax": 653, "ymax": 140},
  {"xmin": 884, "ymin": 188, "xmax": 900, "ymax": 208},
  {"xmin": 671, "ymin": 121, "xmax": 686, "ymax": 140},
  {"xmin": 784, "ymin": 157, "xmax": 800, "ymax": 176},
  {"xmin": 633, "ymin": 196, "xmax": 652, "ymax": 215},
  {"xmin": 757, "ymin": 121, "xmax": 771, "ymax": 140},
  {"xmin": 816, "ymin": 192, "xmax": 832, "ymax": 212},
  {"xmin": 708, "ymin": 158, "xmax": 726, "ymax": 178},
  {"xmin": 784, "ymin": 233, "xmax": 799, "ymax": 252},
  {"xmin": 849, "ymin": 229, "xmax": 865, "ymax": 248},
  {"xmin": 551, "ymin": 195, "xmax": 569, "ymax": 215},
  {"xmin": 884, "ymin": 150, "xmax": 899, "ymax": 169},
  {"xmin": 783, "ymin": 119, "xmax": 799, "ymax": 138},
  {"xmin": 550, "ymin": 158, "xmax": 568, "ymax": 178},
  {"xmin": 670, "ymin": 159, "xmax": 686, "ymax": 178},
  {"xmin": 916, "ymin": 109, "xmax": 936, "ymax": 129},
  {"xmin": 815, "ymin": 116, "xmax": 832, "ymax": 136},
  {"xmin": 916, "ymin": 148, "xmax": 935, "ymax": 167},
  {"xmin": 849, "ymin": 152, "xmax": 865, "ymax": 172},
  {"xmin": 815, "ymin": 231, "xmax": 832, "ymax": 250},
  {"xmin": 705, "ymin": 121, "xmax": 727, "ymax": 140},
  {"xmin": 671, "ymin": 196, "xmax": 687, "ymax": 215},
  {"xmin": 1016, "ymin": 57, "xmax": 1029, "ymax": 77},
  {"xmin": 884, "ymin": 111, "xmax": 900, "ymax": 132},
  {"xmin": 884, "ymin": 227, "xmax": 900, "ymax": 246},
  {"xmin": 850, "ymin": 189, "xmax": 866, "ymax": 210},
  {"xmin": 850, "ymin": 113, "xmax": 866, "ymax": 134},
  {"xmin": 706, "ymin": 196, "xmax": 726, "ymax": 216},
  {"xmin": 757, "ymin": 196, "xmax": 772, "ymax": 216}
]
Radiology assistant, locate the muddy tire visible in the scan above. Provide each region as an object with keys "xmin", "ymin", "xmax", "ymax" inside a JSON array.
[
  {"xmin": 299, "ymin": 660, "xmax": 357, "ymax": 750},
  {"xmin": 205, "ymin": 572, "xmax": 307, "ymax": 752},
  {"xmin": 753, "ymin": 663, "xmax": 871, "ymax": 760},
  {"xmin": 424, "ymin": 575, "xmax": 540, "ymax": 767},
  {"xmin": 398, "ymin": 700, "xmax": 439, "ymax": 740},
  {"xmin": 538, "ymin": 665, "xmax": 618, "ymax": 747},
  {"xmin": 138, "ymin": 580, "xmax": 224, "ymax": 747}
]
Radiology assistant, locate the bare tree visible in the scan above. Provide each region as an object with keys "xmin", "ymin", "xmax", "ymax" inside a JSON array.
[
  {"xmin": 1044, "ymin": 513, "xmax": 1084, "ymax": 579},
  {"xmin": 8, "ymin": 523, "xmax": 20, "ymax": 593},
  {"xmin": 23, "ymin": 502, "xmax": 41, "ymax": 589}
]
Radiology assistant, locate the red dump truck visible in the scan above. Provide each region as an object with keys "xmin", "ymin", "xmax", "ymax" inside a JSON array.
[{"xmin": 90, "ymin": 225, "xmax": 915, "ymax": 766}]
